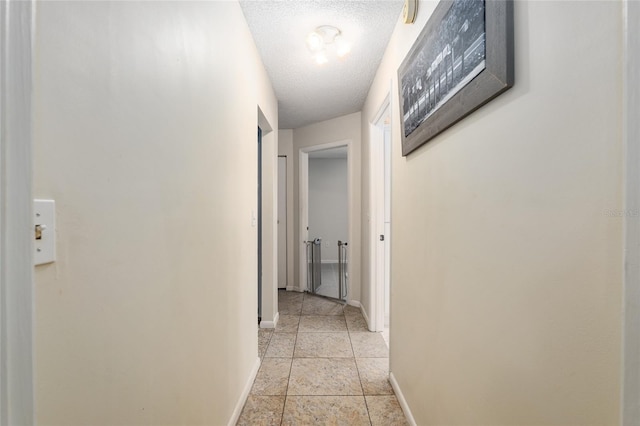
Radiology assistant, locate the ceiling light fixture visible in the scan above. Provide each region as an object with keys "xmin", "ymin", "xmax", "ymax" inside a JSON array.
[
  {"xmin": 306, "ymin": 25, "xmax": 351, "ymax": 64},
  {"xmin": 315, "ymin": 51, "xmax": 328, "ymax": 65}
]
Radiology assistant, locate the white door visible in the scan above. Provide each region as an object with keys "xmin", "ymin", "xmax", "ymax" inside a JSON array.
[
  {"xmin": 383, "ymin": 125, "xmax": 391, "ymax": 327},
  {"xmin": 277, "ymin": 156, "xmax": 287, "ymax": 289},
  {"xmin": 371, "ymin": 99, "xmax": 392, "ymax": 332}
]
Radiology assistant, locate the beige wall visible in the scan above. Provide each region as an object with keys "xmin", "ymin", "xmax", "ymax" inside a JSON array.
[
  {"xmin": 32, "ymin": 1, "xmax": 277, "ymax": 424},
  {"xmin": 291, "ymin": 112, "xmax": 362, "ymax": 302},
  {"xmin": 362, "ymin": 1, "xmax": 623, "ymax": 424}
]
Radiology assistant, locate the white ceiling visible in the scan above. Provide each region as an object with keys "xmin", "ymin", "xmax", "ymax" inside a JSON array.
[{"xmin": 239, "ymin": 0, "xmax": 403, "ymax": 129}]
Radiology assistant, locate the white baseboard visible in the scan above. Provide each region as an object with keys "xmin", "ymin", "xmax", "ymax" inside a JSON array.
[
  {"xmin": 228, "ymin": 356, "xmax": 261, "ymax": 426},
  {"xmin": 347, "ymin": 299, "xmax": 360, "ymax": 308},
  {"xmin": 259, "ymin": 312, "xmax": 279, "ymax": 329},
  {"xmin": 286, "ymin": 286, "xmax": 304, "ymax": 293},
  {"xmin": 389, "ymin": 372, "xmax": 417, "ymax": 426},
  {"xmin": 359, "ymin": 304, "xmax": 372, "ymax": 331}
]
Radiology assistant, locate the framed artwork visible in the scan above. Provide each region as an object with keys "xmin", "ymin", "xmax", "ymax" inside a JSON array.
[{"xmin": 398, "ymin": 0, "xmax": 514, "ymax": 156}]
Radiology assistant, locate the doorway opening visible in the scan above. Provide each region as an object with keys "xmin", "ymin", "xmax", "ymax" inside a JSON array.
[
  {"xmin": 370, "ymin": 96, "xmax": 392, "ymax": 345},
  {"xmin": 299, "ymin": 141, "xmax": 352, "ymax": 303}
]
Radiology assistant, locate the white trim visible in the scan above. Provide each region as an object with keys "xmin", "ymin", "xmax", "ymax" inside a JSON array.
[
  {"xmin": 259, "ymin": 311, "xmax": 279, "ymax": 329},
  {"xmin": 258, "ymin": 108, "xmax": 279, "ymax": 329},
  {"xmin": 369, "ymin": 90, "xmax": 392, "ymax": 332},
  {"xmin": 1, "ymin": 2, "xmax": 5, "ymax": 417},
  {"xmin": 389, "ymin": 372, "xmax": 417, "ymax": 426},
  {"xmin": 299, "ymin": 139, "xmax": 353, "ymax": 154},
  {"xmin": 277, "ymin": 155, "xmax": 288, "ymax": 290},
  {"xmin": 299, "ymin": 149, "xmax": 309, "ymax": 292},
  {"xmin": 347, "ymin": 299, "xmax": 360, "ymax": 308},
  {"xmin": 368, "ymin": 125, "xmax": 379, "ymax": 330},
  {"xmin": 298, "ymin": 139, "xmax": 353, "ymax": 300},
  {"xmin": 623, "ymin": 0, "xmax": 640, "ymax": 424},
  {"xmin": 0, "ymin": 0, "xmax": 34, "ymax": 424},
  {"xmin": 227, "ymin": 357, "xmax": 261, "ymax": 426},
  {"xmin": 360, "ymin": 303, "xmax": 372, "ymax": 332}
]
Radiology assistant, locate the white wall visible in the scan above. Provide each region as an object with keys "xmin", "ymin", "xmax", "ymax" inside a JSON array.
[
  {"xmin": 309, "ymin": 158, "xmax": 348, "ymax": 262},
  {"xmin": 32, "ymin": 1, "xmax": 277, "ymax": 424},
  {"xmin": 362, "ymin": 1, "xmax": 623, "ymax": 424},
  {"xmin": 292, "ymin": 112, "xmax": 362, "ymax": 301}
]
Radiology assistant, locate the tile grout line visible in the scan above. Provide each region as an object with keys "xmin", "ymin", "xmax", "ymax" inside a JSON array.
[
  {"xmin": 279, "ymin": 293, "xmax": 304, "ymax": 426},
  {"xmin": 280, "ymin": 352, "xmax": 294, "ymax": 426},
  {"xmin": 271, "ymin": 292, "xmax": 386, "ymax": 425},
  {"xmin": 349, "ymin": 321, "xmax": 374, "ymax": 426}
]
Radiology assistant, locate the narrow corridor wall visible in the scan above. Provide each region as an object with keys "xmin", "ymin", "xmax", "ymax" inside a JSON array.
[
  {"xmin": 362, "ymin": 1, "xmax": 623, "ymax": 424},
  {"xmin": 292, "ymin": 112, "xmax": 362, "ymax": 303},
  {"xmin": 32, "ymin": 1, "xmax": 277, "ymax": 424}
]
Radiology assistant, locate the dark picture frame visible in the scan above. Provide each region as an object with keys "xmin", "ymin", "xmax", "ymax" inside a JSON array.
[{"xmin": 398, "ymin": 0, "xmax": 514, "ymax": 156}]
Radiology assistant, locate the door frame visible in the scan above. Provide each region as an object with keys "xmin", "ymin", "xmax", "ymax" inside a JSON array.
[
  {"xmin": 277, "ymin": 155, "xmax": 287, "ymax": 289},
  {"xmin": 258, "ymin": 109, "xmax": 278, "ymax": 329},
  {"xmin": 257, "ymin": 127, "xmax": 262, "ymax": 320},
  {"xmin": 369, "ymin": 92, "xmax": 392, "ymax": 332},
  {"xmin": 623, "ymin": 0, "xmax": 640, "ymax": 423},
  {"xmin": 0, "ymin": 0, "xmax": 34, "ymax": 423},
  {"xmin": 298, "ymin": 139, "xmax": 352, "ymax": 299}
]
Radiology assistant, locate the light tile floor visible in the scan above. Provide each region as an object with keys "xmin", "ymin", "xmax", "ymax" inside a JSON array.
[
  {"xmin": 238, "ymin": 291, "xmax": 408, "ymax": 426},
  {"xmin": 314, "ymin": 263, "xmax": 339, "ymax": 299}
]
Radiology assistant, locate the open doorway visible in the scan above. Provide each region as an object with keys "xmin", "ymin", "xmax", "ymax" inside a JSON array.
[
  {"xmin": 370, "ymin": 97, "xmax": 392, "ymax": 345},
  {"xmin": 308, "ymin": 147, "xmax": 348, "ymax": 300},
  {"xmin": 299, "ymin": 141, "xmax": 352, "ymax": 303}
]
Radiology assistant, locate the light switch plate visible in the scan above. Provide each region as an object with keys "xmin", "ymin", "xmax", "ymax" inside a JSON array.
[{"xmin": 34, "ymin": 199, "xmax": 55, "ymax": 265}]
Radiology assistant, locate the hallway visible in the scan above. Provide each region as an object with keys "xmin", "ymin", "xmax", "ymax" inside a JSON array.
[
  {"xmin": 2, "ymin": 1, "xmax": 633, "ymax": 424},
  {"xmin": 238, "ymin": 291, "xmax": 408, "ymax": 425}
]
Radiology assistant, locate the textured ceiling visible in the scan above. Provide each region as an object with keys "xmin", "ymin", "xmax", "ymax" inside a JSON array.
[{"xmin": 239, "ymin": 0, "xmax": 403, "ymax": 129}]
